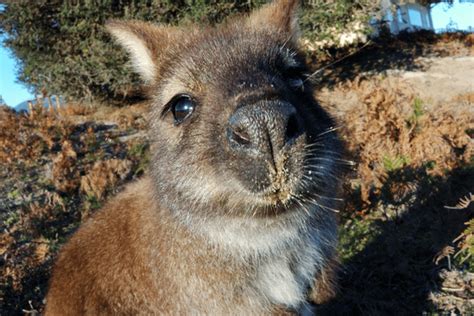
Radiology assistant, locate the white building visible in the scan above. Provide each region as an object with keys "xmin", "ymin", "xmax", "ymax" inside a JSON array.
[{"xmin": 381, "ymin": 0, "xmax": 434, "ymax": 34}]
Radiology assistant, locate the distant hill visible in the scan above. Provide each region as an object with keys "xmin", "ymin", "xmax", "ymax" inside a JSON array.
[{"xmin": 14, "ymin": 95, "xmax": 64, "ymax": 112}]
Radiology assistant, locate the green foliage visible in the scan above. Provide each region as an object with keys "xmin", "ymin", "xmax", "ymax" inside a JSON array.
[
  {"xmin": 300, "ymin": 0, "xmax": 377, "ymax": 42},
  {"xmin": 407, "ymin": 97, "xmax": 425, "ymax": 130},
  {"xmin": 383, "ymin": 154, "xmax": 410, "ymax": 172},
  {"xmin": 1, "ymin": 1, "xmax": 174, "ymax": 102},
  {"xmin": 85, "ymin": 194, "xmax": 102, "ymax": 211},
  {"xmin": 128, "ymin": 141, "xmax": 150, "ymax": 176},
  {"xmin": 4, "ymin": 211, "xmax": 19, "ymax": 227},
  {"xmin": 338, "ymin": 216, "xmax": 382, "ymax": 263},
  {"xmin": 0, "ymin": 0, "xmax": 376, "ymax": 102},
  {"xmin": 423, "ymin": 160, "xmax": 436, "ymax": 171},
  {"xmin": 455, "ymin": 218, "xmax": 474, "ymax": 268},
  {"xmin": 413, "ymin": 97, "xmax": 424, "ymax": 118}
]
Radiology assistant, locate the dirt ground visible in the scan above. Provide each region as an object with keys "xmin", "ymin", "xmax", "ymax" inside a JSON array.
[
  {"xmin": 386, "ymin": 55, "xmax": 474, "ymax": 107},
  {"xmin": 318, "ymin": 55, "xmax": 474, "ymax": 109},
  {"xmin": 0, "ymin": 33, "xmax": 473, "ymax": 315}
]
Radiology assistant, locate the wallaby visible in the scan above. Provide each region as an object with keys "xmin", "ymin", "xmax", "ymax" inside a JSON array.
[{"xmin": 45, "ymin": 1, "xmax": 343, "ymax": 314}]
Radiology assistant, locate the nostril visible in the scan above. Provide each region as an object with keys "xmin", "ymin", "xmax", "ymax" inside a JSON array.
[
  {"xmin": 228, "ymin": 126, "xmax": 252, "ymax": 147},
  {"xmin": 286, "ymin": 113, "xmax": 302, "ymax": 142}
]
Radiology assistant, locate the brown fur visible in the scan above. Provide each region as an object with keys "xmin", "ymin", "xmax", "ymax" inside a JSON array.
[
  {"xmin": 45, "ymin": 1, "xmax": 341, "ymax": 314},
  {"xmin": 309, "ymin": 256, "xmax": 340, "ymax": 305}
]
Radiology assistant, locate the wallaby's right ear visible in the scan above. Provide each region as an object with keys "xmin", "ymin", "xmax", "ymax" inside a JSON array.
[
  {"xmin": 106, "ymin": 20, "xmax": 179, "ymax": 83},
  {"xmin": 247, "ymin": 0, "xmax": 300, "ymax": 42}
]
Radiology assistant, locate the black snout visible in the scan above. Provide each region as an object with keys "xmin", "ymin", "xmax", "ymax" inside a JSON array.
[{"xmin": 227, "ymin": 101, "xmax": 303, "ymax": 162}]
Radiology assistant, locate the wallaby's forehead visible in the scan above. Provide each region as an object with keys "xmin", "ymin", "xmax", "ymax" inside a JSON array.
[{"xmin": 170, "ymin": 29, "xmax": 298, "ymax": 86}]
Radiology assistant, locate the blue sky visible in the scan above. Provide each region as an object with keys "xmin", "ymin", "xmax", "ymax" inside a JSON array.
[
  {"xmin": 431, "ymin": 0, "xmax": 474, "ymax": 30},
  {"xmin": 0, "ymin": 43, "xmax": 33, "ymax": 107},
  {"xmin": 0, "ymin": 0, "xmax": 473, "ymax": 107}
]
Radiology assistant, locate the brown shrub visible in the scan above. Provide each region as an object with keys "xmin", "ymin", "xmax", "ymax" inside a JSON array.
[
  {"xmin": 466, "ymin": 33, "xmax": 474, "ymax": 47},
  {"xmin": 52, "ymin": 140, "xmax": 80, "ymax": 193},
  {"xmin": 0, "ymin": 101, "xmax": 150, "ymax": 314},
  {"xmin": 322, "ymin": 77, "xmax": 473, "ymax": 203},
  {"xmin": 453, "ymin": 92, "xmax": 474, "ymax": 104},
  {"xmin": 80, "ymin": 158, "xmax": 133, "ymax": 200},
  {"xmin": 0, "ymin": 105, "xmax": 73, "ymax": 164}
]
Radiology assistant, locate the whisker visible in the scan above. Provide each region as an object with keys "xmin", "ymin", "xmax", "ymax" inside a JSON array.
[
  {"xmin": 308, "ymin": 192, "xmax": 343, "ymax": 202},
  {"xmin": 279, "ymin": 34, "xmax": 293, "ymax": 51},
  {"xmin": 306, "ymin": 157, "xmax": 356, "ymax": 166},
  {"xmin": 301, "ymin": 168, "xmax": 343, "ymax": 183},
  {"xmin": 314, "ymin": 126, "xmax": 342, "ymax": 138},
  {"xmin": 301, "ymin": 196, "xmax": 341, "ymax": 213},
  {"xmin": 291, "ymin": 194, "xmax": 311, "ymax": 216},
  {"xmin": 303, "ymin": 40, "xmax": 372, "ymax": 83}
]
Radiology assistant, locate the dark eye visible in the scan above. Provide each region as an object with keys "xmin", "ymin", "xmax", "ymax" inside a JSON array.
[
  {"xmin": 285, "ymin": 64, "xmax": 306, "ymax": 91},
  {"xmin": 171, "ymin": 95, "xmax": 195, "ymax": 125}
]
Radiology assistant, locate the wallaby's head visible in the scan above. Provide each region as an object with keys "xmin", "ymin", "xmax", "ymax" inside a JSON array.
[{"xmin": 107, "ymin": 0, "xmax": 342, "ymax": 222}]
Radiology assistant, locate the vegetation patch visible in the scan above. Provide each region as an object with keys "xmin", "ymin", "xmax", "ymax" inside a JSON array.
[
  {"xmin": 0, "ymin": 104, "xmax": 149, "ymax": 314},
  {"xmin": 317, "ymin": 66, "xmax": 473, "ymax": 314}
]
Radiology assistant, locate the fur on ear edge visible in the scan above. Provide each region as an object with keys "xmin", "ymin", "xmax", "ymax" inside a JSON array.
[
  {"xmin": 106, "ymin": 20, "xmax": 156, "ymax": 83},
  {"xmin": 247, "ymin": 0, "xmax": 301, "ymax": 40}
]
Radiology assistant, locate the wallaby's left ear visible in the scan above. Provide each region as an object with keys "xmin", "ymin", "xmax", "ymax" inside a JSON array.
[
  {"xmin": 247, "ymin": 0, "xmax": 300, "ymax": 40},
  {"xmin": 106, "ymin": 20, "xmax": 182, "ymax": 83}
]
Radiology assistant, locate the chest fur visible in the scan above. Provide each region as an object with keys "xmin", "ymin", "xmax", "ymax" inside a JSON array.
[
  {"xmin": 173, "ymin": 249, "xmax": 321, "ymax": 314},
  {"xmin": 253, "ymin": 242, "xmax": 323, "ymax": 309},
  {"xmin": 173, "ymin": 214, "xmax": 332, "ymax": 313}
]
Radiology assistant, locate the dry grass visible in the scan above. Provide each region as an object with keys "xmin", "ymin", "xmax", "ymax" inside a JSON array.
[
  {"xmin": 316, "ymin": 73, "xmax": 473, "ymax": 314},
  {"xmin": 328, "ymin": 76, "xmax": 473, "ymax": 204},
  {"xmin": 0, "ymin": 104, "xmax": 149, "ymax": 314}
]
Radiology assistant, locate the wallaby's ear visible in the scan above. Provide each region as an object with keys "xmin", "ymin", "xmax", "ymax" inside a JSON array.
[
  {"xmin": 247, "ymin": 0, "xmax": 300, "ymax": 40},
  {"xmin": 106, "ymin": 20, "xmax": 178, "ymax": 83}
]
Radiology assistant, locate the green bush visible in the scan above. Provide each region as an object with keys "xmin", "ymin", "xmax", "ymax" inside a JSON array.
[{"xmin": 0, "ymin": 0, "xmax": 377, "ymax": 103}]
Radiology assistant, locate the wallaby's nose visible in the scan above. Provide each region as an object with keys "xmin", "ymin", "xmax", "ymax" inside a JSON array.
[{"xmin": 227, "ymin": 101, "xmax": 303, "ymax": 163}]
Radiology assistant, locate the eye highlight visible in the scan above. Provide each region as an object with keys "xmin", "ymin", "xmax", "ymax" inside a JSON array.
[{"xmin": 166, "ymin": 94, "xmax": 196, "ymax": 125}]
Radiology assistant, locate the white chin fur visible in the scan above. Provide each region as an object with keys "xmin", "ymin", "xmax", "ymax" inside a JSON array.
[{"xmin": 191, "ymin": 208, "xmax": 333, "ymax": 309}]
